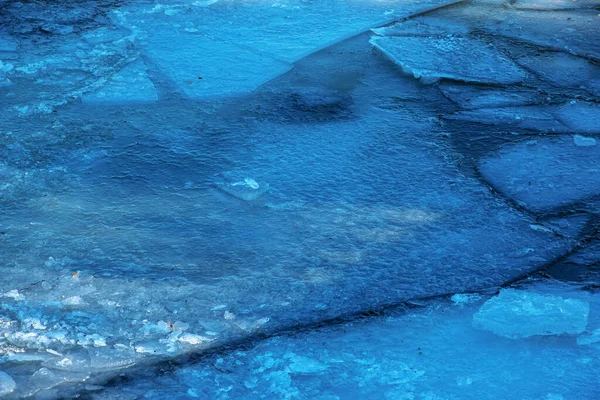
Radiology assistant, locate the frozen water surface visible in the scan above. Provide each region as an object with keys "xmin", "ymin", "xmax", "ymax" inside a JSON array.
[{"xmin": 1, "ymin": 0, "xmax": 599, "ymax": 397}]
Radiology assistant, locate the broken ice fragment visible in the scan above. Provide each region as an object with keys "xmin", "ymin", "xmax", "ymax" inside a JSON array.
[
  {"xmin": 218, "ymin": 178, "xmax": 269, "ymax": 201},
  {"xmin": 473, "ymin": 289, "xmax": 589, "ymax": 339},
  {"xmin": 573, "ymin": 135, "xmax": 596, "ymax": 147},
  {"xmin": 0, "ymin": 371, "xmax": 16, "ymax": 396},
  {"xmin": 370, "ymin": 36, "xmax": 525, "ymax": 85}
]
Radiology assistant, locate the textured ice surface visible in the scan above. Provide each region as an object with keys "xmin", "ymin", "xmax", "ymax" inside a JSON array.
[
  {"xmin": 445, "ymin": 106, "xmax": 568, "ymax": 131},
  {"xmin": 371, "ymin": 16, "xmax": 470, "ymax": 37},
  {"xmin": 94, "ymin": 286, "xmax": 600, "ymax": 399},
  {"xmin": 82, "ymin": 60, "xmax": 158, "ymax": 104},
  {"xmin": 370, "ymin": 36, "xmax": 526, "ymax": 84},
  {"xmin": 516, "ymin": 52, "xmax": 600, "ymax": 97},
  {"xmin": 479, "ymin": 135, "xmax": 600, "ymax": 212},
  {"xmin": 2, "ymin": 0, "xmax": 599, "ymax": 396},
  {"xmin": 555, "ymin": 102, "xmax": 600, "ymax": 134},
  {"xmin": 439, "ymin": 83, "xmax": 540, "ymax": 110},
  {"xmin": 471, "ymin": 8, "xmax": 600, "ymax": 61},
  {"xmin": 473, "ymin": 289, "xmax": 589, "ymax": 339}
]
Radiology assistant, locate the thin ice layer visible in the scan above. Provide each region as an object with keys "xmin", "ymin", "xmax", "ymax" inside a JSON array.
[
  {"xmin": 370, "ymin": 36, "xmax": 526, "ymax": 84},
  {"xmin": 478, "ymin": 135, "xmax": 600, "ymax": 212}
]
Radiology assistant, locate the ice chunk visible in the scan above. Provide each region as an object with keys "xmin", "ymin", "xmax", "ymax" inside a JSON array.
[
  {"xmin": 473, "ymin": 289, "xmax": 589, "ymax": 339},
  {"xmin": 370, "ymin": 36, "xmax": 526, "ymax": 85},
  {"xmin": 218, "ymin": 178, "xmax": 269, "ymax": 201},
  {"xmin": 478, "ymin": 135, "xmax": 600, "ymax": 212},
  {"xmin": 82, "ymin": 60, "xmax": 158, "ymax": 104},
  {"xmin": 573, "ymin": 135, "xmax": 596, "ymax": 147},
  {"xmin": 0, "ymin": 371, "xmax": 16, "ymax": 396}
]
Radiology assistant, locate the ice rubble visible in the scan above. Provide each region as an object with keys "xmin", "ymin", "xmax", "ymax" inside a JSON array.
[
  {"xmin": 478, "ymin": 135, "xmax": 600, "ymax": 212},
  {"xmin": 370, "ymin": 36, "xmax": 526, "ymax": 84},
  {"xmin": 473, "ymin": 289, "xmax": 589, "ymax": 339},
  {"xmin": 94, "ymin": 285, "xmax": 600, "ymax": 399}
]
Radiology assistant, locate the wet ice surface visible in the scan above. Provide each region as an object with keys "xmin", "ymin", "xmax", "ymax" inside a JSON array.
[{"xmin": 1, "ymin": 0, "xmax": 600, "ymax": 398}]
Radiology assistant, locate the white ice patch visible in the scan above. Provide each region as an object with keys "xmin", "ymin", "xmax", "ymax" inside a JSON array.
[
  {"xmin": 218, "ymin": 178, "xmax": 269, "ymax": 201},
  {"xmin": 473, "ymin": 289, "xmax": 589, "ymax": 339}
]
